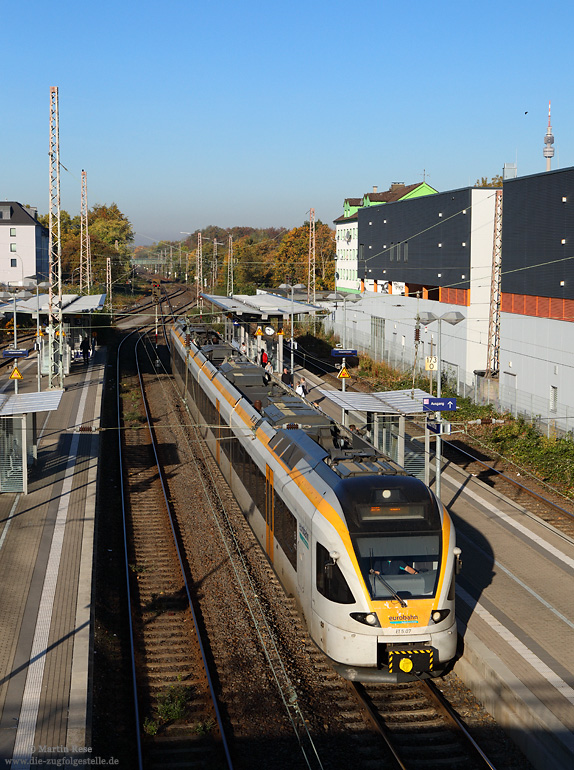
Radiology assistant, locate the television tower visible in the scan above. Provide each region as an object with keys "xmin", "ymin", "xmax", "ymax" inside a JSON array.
[{"xmin": 543, "ymin": 101, "xmax": 555, "ymax": 171}]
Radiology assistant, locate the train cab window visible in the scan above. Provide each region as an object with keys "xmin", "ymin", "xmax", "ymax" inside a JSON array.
[
  {"xmin": 355, "ymin": 534, "xmax": 440, "ymax": 600},
  {"xmin": 316, "ymin": 543, "xmax": 355, "ymax": 604}
]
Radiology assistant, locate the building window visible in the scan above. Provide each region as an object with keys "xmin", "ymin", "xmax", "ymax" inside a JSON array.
[
  {"xmin": 10, "ymin": 243, "xmax": 17, "ymax": 252},
  {"xmin": 10, "ymin": 259, "xmax": 17, "ymax": 268},
  {"xmin": 10, "ymin": 228, "xmax": 16, "ymax": 237},
  {"xmin": 550, "ymin": 386, "xmax": 558, "ymax": 413}
]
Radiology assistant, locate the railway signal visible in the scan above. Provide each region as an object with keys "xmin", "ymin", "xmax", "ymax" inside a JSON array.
[{"xmin": 151, "ymin": 282, "xmax": 161, "ymax": 303}]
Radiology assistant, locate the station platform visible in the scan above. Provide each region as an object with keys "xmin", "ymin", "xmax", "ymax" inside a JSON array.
[
  {"xmin": 294, "ymin": 361, "xmax": 574, "ymax": 770},
  {"xmin": 0, "ymin": 349, "xmax": 104, "ymax": 768}
]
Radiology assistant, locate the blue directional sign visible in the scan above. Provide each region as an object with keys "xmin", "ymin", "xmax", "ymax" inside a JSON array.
[
  {"xmin": 423, "ymin": 397, "xmax": 457, "ymax": 412},
  {"xmin": 2, "ymin": 349, "xmax": 29, "ymax": 359},
  {"xmin": 427, "ymin": 420, "xmax": 452, "ymax": 435},
  {"xmin": 331, "ymin": 349, "xmax": 357, "ymax": 357}
]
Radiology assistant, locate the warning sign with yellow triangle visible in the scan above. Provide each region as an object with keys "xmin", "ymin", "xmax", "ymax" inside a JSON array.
[
  {"xmin": 10, "ymin": 366, "xmax": 23, "ymax": 380},
  {"xmin": 337, "ymin": 366, "xmax": 350, "ymax": 379}
]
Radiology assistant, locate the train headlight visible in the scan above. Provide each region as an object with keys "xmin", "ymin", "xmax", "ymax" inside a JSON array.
[
  {"xmin": 350, "ymin": 612, "xmax": 381, "ymax": 627},
  {"xmin": 431, "ymin": 609, "xmax": 450, "ymax": 624}
]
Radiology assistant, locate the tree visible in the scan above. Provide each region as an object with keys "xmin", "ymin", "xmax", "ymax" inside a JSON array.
[
  {"xmin": 474, "ymin": 175, "xmax": 503, "ymax": 188},
  {"xmin": 38, "ymin": 203, "xmax": 134, "ymax": 288},
  {"xmin": 272, "ymin": 221, "xmax": 335, "ymax": 290}
]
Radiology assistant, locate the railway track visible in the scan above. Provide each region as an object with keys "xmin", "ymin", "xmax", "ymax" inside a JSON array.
[
  {"xmin": 440, "ymin": 437, "xmax": 574, "ymax": 539},
  {"xmin": 117, "ymin": 328, "xmax": 232, "ymax": 770},
  {"xmin": 351, "ymin": 679, "xmax": 498, "ymax": 770}
]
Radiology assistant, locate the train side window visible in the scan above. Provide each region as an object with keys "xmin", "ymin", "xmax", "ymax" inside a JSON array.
[
  {"xmin": 316, "ymin": 543, "xmax": 355, "ymax": 604},
  {"xmin": 274, "ymin": 491, "xmax": 297, "ymax": 570}
]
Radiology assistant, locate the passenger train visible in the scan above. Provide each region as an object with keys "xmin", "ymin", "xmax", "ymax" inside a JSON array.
[{"xmin": 171, "ymin": 319, "xmax": 461, "ymax": 682}]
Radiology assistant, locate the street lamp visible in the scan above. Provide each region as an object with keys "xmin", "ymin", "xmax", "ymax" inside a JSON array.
[
  {"xmin": 326, "ymin": 292, "xmax": 362, "ymax": 393},
  {"xmin": 419, "ymin": 310, "xmax": 465, "ymax": 500}
]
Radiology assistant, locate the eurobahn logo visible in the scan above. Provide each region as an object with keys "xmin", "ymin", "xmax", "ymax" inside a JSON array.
[{"xmin": 389, "ymin": 614, "xmax": 419, "ymax": 625}]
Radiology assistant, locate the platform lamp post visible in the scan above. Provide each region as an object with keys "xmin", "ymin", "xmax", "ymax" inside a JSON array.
[{"xmin": 419, "ymin": 311, "xmax": 465, "ymax": 500}]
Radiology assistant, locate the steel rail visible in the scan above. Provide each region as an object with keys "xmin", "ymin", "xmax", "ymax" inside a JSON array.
[
  {"xmin": 422, "ymin": 679, "xmax": 499, "ymax": 769},
  {"xmin": 116, "ymin": 327, "xmax": 145, "ymax": 770}
]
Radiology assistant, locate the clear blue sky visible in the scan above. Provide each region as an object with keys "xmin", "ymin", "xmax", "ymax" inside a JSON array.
[{"xmin": 2, "ymin": 0, "xmax": 572, "ymax": 245}]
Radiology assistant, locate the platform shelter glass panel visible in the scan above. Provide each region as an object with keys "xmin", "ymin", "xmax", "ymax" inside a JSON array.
[{"xmin": 0, "ymin": 416, "xmax": 24, "ymax": 492}]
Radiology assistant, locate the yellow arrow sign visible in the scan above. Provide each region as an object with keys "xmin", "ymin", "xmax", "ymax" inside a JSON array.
[
  {"xmin": 10, "ymin": 366, "xmax": 23, "ymax": 380},
  {"xmin": 337, "ymin": 366, "xmax": 350, "ymax": 379}
]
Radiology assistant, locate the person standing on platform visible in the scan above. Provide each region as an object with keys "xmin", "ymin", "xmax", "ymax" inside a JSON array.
[
  {"xmin": 281, "ymin": 367, "xmax": 292, "ymax": 387},
  {"xmin": 80, "ymin": 336, "xmax": 90, "ymax": 365},
  {"xmin": 91, "ymin": 331, "xmax": 97, "ymax": 354}
]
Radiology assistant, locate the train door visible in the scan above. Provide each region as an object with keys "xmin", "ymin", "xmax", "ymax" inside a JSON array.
[
  {"xmin": 297, "ymin": 518, "xmax": 310, "ymax": 596},
  {"xmin": 265, "ymin": 465, "xmax": 274, "ymax": 564}
]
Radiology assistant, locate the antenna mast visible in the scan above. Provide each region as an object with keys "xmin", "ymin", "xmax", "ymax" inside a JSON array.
[
  {"xmin": 543, "ymin": 101, "xmax": 555, "ymax": 171},
  {"xmin": 80, "ymin": 170, "xmax": 92, "ymax": 293},
  {"xmin": 48, "ymin": 86, "xmax": 64, "ymax": 390},
  {"xmin": 308, "ymin": 208, "xmax": 316, "ymax": 304}
]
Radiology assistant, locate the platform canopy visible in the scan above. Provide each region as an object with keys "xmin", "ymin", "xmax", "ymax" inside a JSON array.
[
  {"xmin": 201, "ymin": 292, "xmax": 320, "ymax": 320},
  {"xmin": 0, "ymin": 293, "xmax": 106, "ymax": 316},
  {"xmin": 0, "ymin": 390, "xmax": 64, "ymax": 416},
  {"xmin": 316, "ymin": 388, "xmax": 433, "ymax": 416}
]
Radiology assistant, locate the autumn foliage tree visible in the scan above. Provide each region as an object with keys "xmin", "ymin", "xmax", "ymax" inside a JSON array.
[
  {"xmin": 474, "ymin": 175, "xmax": 503, "ymax": 188},
  {"xmin": 39, "ymin": 203, "xmax": 134, "ymax": 288},
  {"xmin": 272, "ymin": 221, "xmax": 335, "ymax": 289}
]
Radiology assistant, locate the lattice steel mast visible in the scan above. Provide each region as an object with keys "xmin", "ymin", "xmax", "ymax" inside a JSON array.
[
  {"xmin": 48, "ymin": 86, "xmax": 64, "ymax": 389},
  {"xmin": 226, "ymin": 235, "xmax": 234, "ymax": 296},
  {"xmin": 486, "ymin": 189, "xmax": 503, "ymax": 376},
  {"xmin": 196, "ymin": 232, "xmax": 203, "ymax": 310},
  {"xmin": 80, "ymin": 170, "xmax": 92, "ymax": 293},
  {"xmin": 307, "ymin": 208, "xmax": 316, "ymax": 304}
]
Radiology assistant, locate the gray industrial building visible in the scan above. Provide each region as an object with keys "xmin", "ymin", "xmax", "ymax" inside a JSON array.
[{"xmin": 326, "ymin": 166, "xmax": 574, "ymax": 435}]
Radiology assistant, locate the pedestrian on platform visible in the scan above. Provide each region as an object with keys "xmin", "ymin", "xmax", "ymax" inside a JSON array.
[
  {"xmin": 295, "ymin": 377, "xmax": 308, "ymax": 397},
  {"xmin": 281, "ymin": 367, "xmax": 292, "ymax": 387},
  {"xmin": 80, "ymin": 336, "xmax": 90, "ymax": 365}
]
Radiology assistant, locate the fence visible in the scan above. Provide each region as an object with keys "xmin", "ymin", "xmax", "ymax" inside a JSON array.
[{"xmin": 326, "ymin": 316, "xmax": 573, "ymax": 439}]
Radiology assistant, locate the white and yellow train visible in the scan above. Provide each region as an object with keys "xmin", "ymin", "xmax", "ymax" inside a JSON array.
[{"xmin": 171, "ymin": 320, "xmax": 461, "ymax": 682}]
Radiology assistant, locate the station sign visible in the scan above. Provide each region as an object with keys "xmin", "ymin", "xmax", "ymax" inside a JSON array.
[
  {"xmin": 331, "ymin": 349, "xmax": 357, "ymax": 358},
  {"xmin": 423, "ymin": 397, "xmax": 457, "ymax": 412},
  {"xmin": 2, "ymin": 349, "xmax": 29, "ymax": 359}
]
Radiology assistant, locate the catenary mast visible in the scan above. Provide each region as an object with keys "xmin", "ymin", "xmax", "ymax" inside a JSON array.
[
  {"xmin": 80, "ymin": 170, "xmax": 92, "ymax": 292},
  {"xmin": 48, "ymin": 86, "xmax": 64, "ymax": 389}
]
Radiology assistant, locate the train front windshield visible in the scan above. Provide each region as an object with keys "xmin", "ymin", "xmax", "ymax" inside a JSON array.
[{"xmin": 336, "ymin": 476, "xmax": 443, "ymax": 600}]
